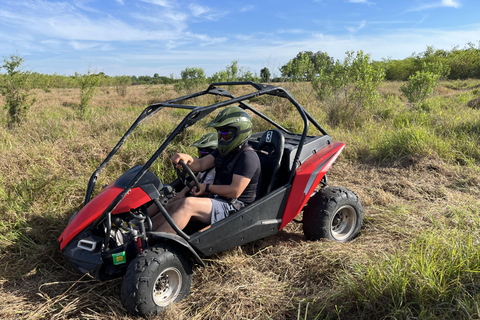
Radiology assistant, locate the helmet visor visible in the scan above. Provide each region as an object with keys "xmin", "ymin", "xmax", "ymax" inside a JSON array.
[
  {"xmin": 198, "ymin": 148, "xmax": 212, "ymax": 158},
  {"xmin": 217, "ymin": 129, "xmax": 236, "ymax": 142}
]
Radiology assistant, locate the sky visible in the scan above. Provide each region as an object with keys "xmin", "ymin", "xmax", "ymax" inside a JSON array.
[{"xmin": 0, "ymin": 0, "xmax": 479, "ymax": 77}]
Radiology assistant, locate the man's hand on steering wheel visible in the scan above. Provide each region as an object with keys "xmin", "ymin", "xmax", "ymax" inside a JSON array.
[{"xmin": 174, "ymin": 159, "xmax": 201, "ymax": 193}]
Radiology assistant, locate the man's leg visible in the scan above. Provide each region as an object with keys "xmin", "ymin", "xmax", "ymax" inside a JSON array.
[{"xmin": 152, "ymin": 197, "xmax": 213, "ymax": 233}]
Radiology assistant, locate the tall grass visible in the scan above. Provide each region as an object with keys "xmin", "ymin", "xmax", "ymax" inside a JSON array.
[{"xmin": 338, "ymin": 208, "xmax": 480, "ymax": 319}]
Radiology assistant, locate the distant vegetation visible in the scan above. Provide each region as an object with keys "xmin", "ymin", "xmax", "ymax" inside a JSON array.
[
  {"xmin": 1, "ymin": 41, "xmax": 478, "ymax": 124},
  {"xmin": 1, "ymin": 41, "xmax": 479, "ymax": 89}
]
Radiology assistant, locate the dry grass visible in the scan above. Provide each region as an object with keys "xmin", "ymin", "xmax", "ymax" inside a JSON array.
[{"xmin": 1, "ymin": 82, "xmax": 480, "ymax": 319}]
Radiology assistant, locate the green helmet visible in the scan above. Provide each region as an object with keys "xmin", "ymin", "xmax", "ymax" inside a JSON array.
[
  {"xmin": 190, "ymin": 132, "xmax": 218, "ymax": 150},
  {"xmin": 206, "ymin": 106, "xmax": 252, "ymax": 156}
]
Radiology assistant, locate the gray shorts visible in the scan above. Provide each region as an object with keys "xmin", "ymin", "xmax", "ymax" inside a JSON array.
[{"xmin": 210, "ymin": 199, "xmax": 245, "ymax": 224}]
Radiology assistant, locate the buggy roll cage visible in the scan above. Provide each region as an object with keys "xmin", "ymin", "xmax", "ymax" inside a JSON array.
[{"xmin": 85, "ymin": 82, "xmax": 329, "ymax": 248}]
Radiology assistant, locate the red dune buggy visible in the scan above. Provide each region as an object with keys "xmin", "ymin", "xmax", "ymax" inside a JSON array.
[{"xmin": 58, "ymin": 82, "xmax": 364, "ymax": 316}]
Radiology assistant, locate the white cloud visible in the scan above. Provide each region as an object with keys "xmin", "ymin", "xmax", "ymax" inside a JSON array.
[
  {"xmin": 278, "ymin": 29, "xmax": 308, "ymax": 35},
  {"xmin": 73, "ymin": 0, "xmax": 101, "ymax": 13},
  {"xmin": 347, "ymin": 0, "xmax": 375, "ymax": 5},
  {"xmin": 139, "ymin": 0, "xmax": 172, "ymax": 7},
  {"xmin": 0, "ymin": 0, "xmax": 199, "ymax": 45},
  {"xmin": 346, "ymin": 20, "xmax": 367, "ymax": 33},
  {"xmin": 187, "ymin": 4, "xmax": 227, "ymax": 21},
  {"xmin": 189, "ymin": 3, "xmax": 209, "ymax": 17},
  {"xmin": 240, "ymin": 5, "xmax": 255, "ymax": 12},
  {"xmin": 196, "ymin": 35, "xmax": 228, "ymax": 46},
  {"xmin": 69, "ymin": 41, "xmax": 102, "ymax": 51},
  {"xmin": 442, "ymin": 0, "xmax": 461, "ymax": 8},
  {"xmin": 409, "ymin": 0, "xmax": 462, "ymax": 11}
]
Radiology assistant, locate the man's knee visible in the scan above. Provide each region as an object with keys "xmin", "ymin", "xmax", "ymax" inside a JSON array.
[{"xmin": 182, "ymin": 197, "xmax": 204, "ymax": 210}]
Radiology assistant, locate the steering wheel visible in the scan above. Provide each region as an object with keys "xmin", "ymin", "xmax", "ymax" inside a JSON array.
[{"xmin": 175, "ymin": 160, "xmax": 201, "ymax": 192}]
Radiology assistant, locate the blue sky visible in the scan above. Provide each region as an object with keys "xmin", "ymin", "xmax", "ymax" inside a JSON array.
[{"xmin": 0, "ymin": 0, "xmax": 478, "ymax": 77}]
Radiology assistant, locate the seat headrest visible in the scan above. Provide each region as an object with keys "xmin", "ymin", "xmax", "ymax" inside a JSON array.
[{"xmin": 257, "ymin": 129, "xmax": 285, "ymax": 155}]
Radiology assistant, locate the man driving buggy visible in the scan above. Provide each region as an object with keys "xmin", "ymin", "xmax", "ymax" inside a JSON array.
[{"xmin": 150, "ymin": 106, "xmax": 261, "ymax": 233}]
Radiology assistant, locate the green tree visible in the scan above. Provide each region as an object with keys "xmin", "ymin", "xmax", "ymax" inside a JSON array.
[
  {"xmin": 280, "ymin": 52, "xmax": 314, "ymax": 82},
  {"xmin": 0, "ymin": 54, "xmax": 36, "ymax": 125},
  {"xmin": 260, "ymin": 67, "xmax": 271, "ymax": 83},
  {"xmin": 174, "ymin": 67, "xmax": 207, "ymax": 92},
  {"xmin": 280, "ymin": 51, "xmax": 334, "ymax": 81},
  {"xmin": 210, "ymin": 60, "xmax": 259, "ymax": 83}
]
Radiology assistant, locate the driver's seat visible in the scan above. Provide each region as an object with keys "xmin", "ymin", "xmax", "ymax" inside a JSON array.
[{"xmin": 256, "ymin": 129, "xmax": 285, "ymax": 197}]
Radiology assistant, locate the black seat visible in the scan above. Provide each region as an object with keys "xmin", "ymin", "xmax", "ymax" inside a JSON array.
[{"xmin": 256, "ymin": 129, "xmax": 285, "ymax": 196}]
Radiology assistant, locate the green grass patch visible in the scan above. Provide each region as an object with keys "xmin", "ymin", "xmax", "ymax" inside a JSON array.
[
  {"xmin": 338, "ymin": 218, "xmax": 480, "ymax": 319},
  {"xmin": 372, "ymin": 126, "xmax": 448, "ymax": 161}
]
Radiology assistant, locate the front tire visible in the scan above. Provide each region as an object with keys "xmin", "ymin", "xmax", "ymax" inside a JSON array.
[
  {"xmin": 303, "ymin": 186, "xmax": 364, "ymax": 242},
  {"xmin": 120, "ymin": 244, "xmax": 193, "ymax": 317}
]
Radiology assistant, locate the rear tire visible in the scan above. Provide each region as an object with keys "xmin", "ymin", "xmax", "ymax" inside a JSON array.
[
  {"xmin": 120, "ymin": 244, "xmax": 193, "ymax": 317},
  {"xmin": 303, "ymin": 186, "xmax": 363, "ymax": 242}
]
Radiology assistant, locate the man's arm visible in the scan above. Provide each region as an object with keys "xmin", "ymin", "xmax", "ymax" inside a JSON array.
[
  {"xmin": 191, "ymin": 174, "xmax": 251, "ymax": 199},
  {"xmin": 171, "ymin": 153, "xmax": 215, "ymax": 172}
]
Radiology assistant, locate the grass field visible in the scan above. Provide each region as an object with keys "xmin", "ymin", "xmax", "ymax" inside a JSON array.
[{"xmin": 1, "ymin": 81, "xmax": 480, "ymax": 319}]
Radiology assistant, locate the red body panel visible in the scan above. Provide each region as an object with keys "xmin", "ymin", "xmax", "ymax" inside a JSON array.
[
  {"xmin": 58, "ymin": 184, "xmax": 151, "ymax": 250},
  {"xmin": 279, "ymin": 142, "xmax": 345, "ymax": 230}
]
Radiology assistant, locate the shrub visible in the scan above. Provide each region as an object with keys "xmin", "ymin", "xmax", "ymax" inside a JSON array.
[
  {"xmin": 114, "ymin": 75, "xmax": 131, "ymax": 97},
  {"xmin": 174, "ymin": 67, "xmax": 207, "ymax": 93},
  {"xmin": 384, "ymin": 57, "xmax": 417, "ymax": 81},
  {"xmin": 209, "ymin": 60, "xmax": 259, "ymax": 83},
  {"xmin": 312, "ymin": 50, "xmax": 385, "ymax": 127},
  {"xmin": 447, "ymin": 42, "xmax": 480, "ymax": 79},
  {"xmin": 400, "ymin": 61, "xmax": 450, "ymax": 105},
  {"xmin": 0, "ymin": 54, "xmax": 36, "ymax": 125},
  {"xmin": 75, "ymin": 69, "xmax": 101, "ymax": 118}
]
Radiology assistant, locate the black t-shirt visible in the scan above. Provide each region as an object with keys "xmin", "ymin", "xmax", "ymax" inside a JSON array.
[{"xmin": 210, "ymin": 145, "xmax": 261, "ymax": 204}]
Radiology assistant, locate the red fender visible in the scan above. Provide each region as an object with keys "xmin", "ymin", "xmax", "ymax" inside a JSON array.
[
  {"xmin": 58, "ymin": 184, "xmax": 151, "ymax": 250},
  {"xmin": 279, "ymin": 142, "xmax": 345, "ymax": 230}
]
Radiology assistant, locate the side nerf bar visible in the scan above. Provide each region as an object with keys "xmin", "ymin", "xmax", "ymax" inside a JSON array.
[{"xmin": 279, "ymin": 142, "xmax": 345, "ymax": 229}]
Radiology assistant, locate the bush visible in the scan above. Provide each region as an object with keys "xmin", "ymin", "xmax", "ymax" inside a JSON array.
[
  {"xmin": 75, "ymin": 69, "xmax": 101, "ymax": 117},
  {"xmin": 312, "ymin": 51, "xmax": 385, "ymax": 127},
  {"xmin": 447, "ymin": 42, "xmax": 480, "ymax": 79},
  {"xmin": 114, "ymin": 75, "xmax": 131, "ymax": 97},
  {"xmin": 384, "ymin": 57, "xmax": 417, "ymax": 81},
  {"xmin": 0, "ymin": 54, "xmax": 36, "ymax": 125},
  {"xmin": 400, "ymin": 62, "xmax": 450, "ymax": 105},
  {"xmin": 209, "ymin": 60, "xmax": 259, "ymax": 83},
  {"xmin": 174, "ymin": 67, "xmax": 207, "ymax": 93}
]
